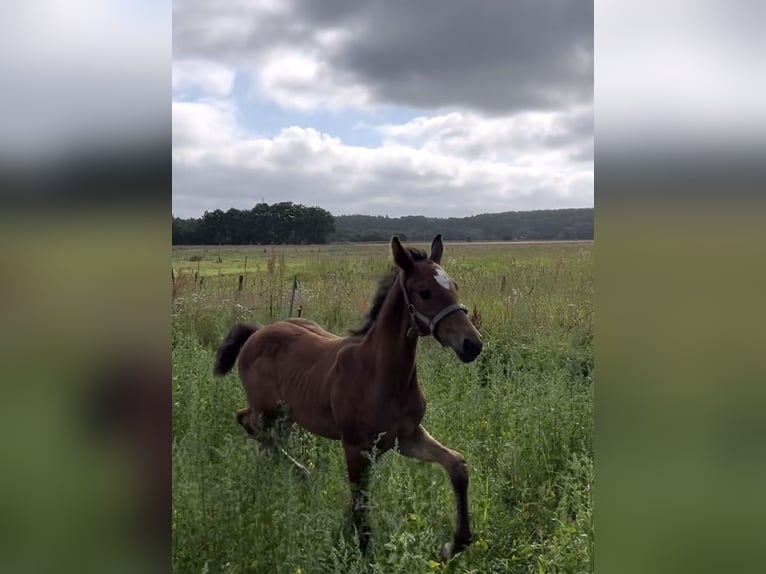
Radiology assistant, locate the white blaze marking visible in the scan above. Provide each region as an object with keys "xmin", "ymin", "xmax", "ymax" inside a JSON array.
[{"xmin": 434, "ymin": 267, "xmax": 451, "ymax": 290}]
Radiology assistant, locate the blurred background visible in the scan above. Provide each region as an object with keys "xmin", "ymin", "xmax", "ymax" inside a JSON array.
[
  {"xmin": 0, "ymin": 2, "xmax": 170, "ymax": 573},
  {"xmin": 596, "ymin": 0, "xmax": 766, "ymax": 572},
  {"xmin": 0, "ymin": 1, "xmax": 764, "ymax": 573}
]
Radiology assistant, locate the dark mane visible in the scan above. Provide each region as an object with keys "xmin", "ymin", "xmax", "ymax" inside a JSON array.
[{"xmin": 349, "ymin": 247, "xmax": 428, "ymax": 336}]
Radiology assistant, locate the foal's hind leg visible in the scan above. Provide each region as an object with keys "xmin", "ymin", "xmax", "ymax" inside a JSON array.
[
  {"xmin": 236, "ymin": 406, "xmax": 310, "ymax": 476},
  {"xmin": 236, "ymin": 406, "xmax": 281, "ymax": 449},
  {"xmin": 236, "ymin": 407, "xmax": 259, "ymax": 436},
  {"xmin": 399, "ymin": 425, "xmax": 472, "ymax": 560},
  {"xmin": 236, "ymin": 406, "xmax": 286, "ymax": 443}
]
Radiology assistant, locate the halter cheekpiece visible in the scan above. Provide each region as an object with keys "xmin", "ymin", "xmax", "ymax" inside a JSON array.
[{"xmin": 398, "ymin": 271, "xmax": 467, "ymax": 339}]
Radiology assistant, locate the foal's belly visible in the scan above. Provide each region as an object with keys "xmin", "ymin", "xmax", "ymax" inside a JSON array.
[
  {"xmin": 289, "ymin": 406, "xmax": 342, "ymax": 440},
  {"xmin": 277, "ymin": 380, "xmax": 342, "ymax": 440}
]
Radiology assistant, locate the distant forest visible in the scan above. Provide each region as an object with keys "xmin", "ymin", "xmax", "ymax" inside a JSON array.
[
  {"xmin": 333, "ymin": 208, "xmax": 593, "ymax": 242},
  {"xmin": 172, "ymin": 203, "xmax": 593, "ymax": 245},
  {"xmin": 172, "ymin": 203, "xmax": 336, "ymax": 245}
]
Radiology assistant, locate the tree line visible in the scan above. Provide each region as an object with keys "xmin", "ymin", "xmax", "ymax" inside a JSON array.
[
  {"xmin": 172, "ymin": 203, "xmax": 593, "ymax": 245},
  {"xmin": 331, "ymin": 208, "xmax": 593, "ymax": 242},
  {"xmin": 172, "ymin": 202, "xmax": 336, "ymax": 245}
]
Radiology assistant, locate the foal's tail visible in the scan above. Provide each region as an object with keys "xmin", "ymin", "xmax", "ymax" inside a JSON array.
[{"xmin": 213, "ymin": 322, "xmax": 259, "ymax": 376}]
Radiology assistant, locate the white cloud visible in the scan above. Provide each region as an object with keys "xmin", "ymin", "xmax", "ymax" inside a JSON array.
[
  {"xmin": 378, "ymin": 108, "xmax": 593, "ymax": 164},
  {"xmin": 172, "ymin": 100, "xmax": 592, "ymax": 217},
  {"xmin": 255, "ymin": 49, "xmax": 370, "ymax": 110},
  {"xmin": 172, "ymin": 100, "xmax": 242, "ymax": 158},
  {"xmin": 173, "ymin": 59, "xmax": 236, "ymax": 97}
]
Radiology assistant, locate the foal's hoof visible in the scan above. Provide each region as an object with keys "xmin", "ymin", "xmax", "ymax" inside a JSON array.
[
  {"xmin": 438, "ymin": 541, "xmax": 464, "ymax": 561},
  {"xmin": 438, "ymin": 541, "xmax": 455, "ymax": 561},
  {"xmin": 438, "ymin": 538, "xmax": 471, "ymax": 561}
]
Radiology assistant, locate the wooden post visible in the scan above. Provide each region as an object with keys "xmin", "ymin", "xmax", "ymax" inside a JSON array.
[
  {"xmin": 238, "ymin": 275, "xmax": 244, "ymax": 291},
  {"xmin": 288, "ymin": 275, "xmax": 299, "ymax": 317}
]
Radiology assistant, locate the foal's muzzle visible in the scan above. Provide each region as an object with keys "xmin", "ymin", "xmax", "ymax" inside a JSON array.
[{"xmin": 458, "ymin": 337, "xmax": 483, "ymax": 363}]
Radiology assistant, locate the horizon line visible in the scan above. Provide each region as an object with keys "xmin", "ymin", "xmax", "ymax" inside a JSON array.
[{"xmin": 172, "ymin": 205, "xmax": 594, "ymax": 220}]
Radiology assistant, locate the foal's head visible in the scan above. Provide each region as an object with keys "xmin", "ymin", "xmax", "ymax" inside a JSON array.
[{"xmin": 392, "ymin": 235, "xmax": 483, "ymax": 363}]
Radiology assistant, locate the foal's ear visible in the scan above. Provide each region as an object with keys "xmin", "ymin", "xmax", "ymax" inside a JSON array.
[
  {"xmin": 430, "ymin": 234, "xmax": 444, "ymax": 264},
  {"xmin": 391, "ymin": 236, "xmax": 414, "ymax": 271}
]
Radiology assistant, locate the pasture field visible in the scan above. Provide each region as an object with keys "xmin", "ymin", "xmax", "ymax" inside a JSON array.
[{"xmin": 172, "ymin": 241, "xmax": 593, "ymax": 573}]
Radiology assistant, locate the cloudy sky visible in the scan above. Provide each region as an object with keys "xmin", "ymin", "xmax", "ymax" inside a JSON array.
[{"xmin": 172, "ymin": 0, "xmax": 593, "ymax": 218}]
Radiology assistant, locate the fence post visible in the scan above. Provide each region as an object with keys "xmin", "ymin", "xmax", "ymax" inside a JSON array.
[
  {"xmin": 238, "ymin": 275, "xmax": 244, "ymax": 291},
  {"xmin": 288, "ymin": 275, "xmax": 299, "ymax": 317}
]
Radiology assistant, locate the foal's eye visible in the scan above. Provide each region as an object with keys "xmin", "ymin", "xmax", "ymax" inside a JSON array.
[{"xmin": 419, "ymin": 289, "xmax": 431, "ymax": 300}]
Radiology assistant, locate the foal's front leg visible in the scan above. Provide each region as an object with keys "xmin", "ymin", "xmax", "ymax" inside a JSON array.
[
  {"xmin": 343, "ymin": 443, "xmax": 372, "ymax": 553},
  {"xmin": 399, "ymin": 425, "xmax": 472, "ymax": 559}
]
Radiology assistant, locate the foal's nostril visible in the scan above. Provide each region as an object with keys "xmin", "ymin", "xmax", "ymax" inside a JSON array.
[{"xmin": 463, "ymin": 338, "xmax": 483, "ymax": 359}]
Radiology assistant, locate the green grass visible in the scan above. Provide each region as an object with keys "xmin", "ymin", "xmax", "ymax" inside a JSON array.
[{"xmin": 172, "ymin": 241, "xmax": 593, "ymax": 573}]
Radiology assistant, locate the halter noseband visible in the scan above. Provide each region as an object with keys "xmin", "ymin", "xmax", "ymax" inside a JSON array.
[{"xmin": 398, "ymin": 271, "xmax": 468, "ymax": 339}]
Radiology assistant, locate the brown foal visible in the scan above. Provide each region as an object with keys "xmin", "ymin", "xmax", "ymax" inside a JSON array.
[{"xmin": 214, "ymin": 234, "xmax": 483, "ymax": 559}]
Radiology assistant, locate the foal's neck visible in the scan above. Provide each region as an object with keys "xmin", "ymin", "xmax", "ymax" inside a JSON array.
[{"xmin": 363, "ymin": 277, "xmax": 419, "ymax": 385}]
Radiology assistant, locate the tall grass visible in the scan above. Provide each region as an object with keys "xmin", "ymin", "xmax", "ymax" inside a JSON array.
[{"xmin": 172, "ymin": 242, "xmax": 593, "ymax": 573}]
